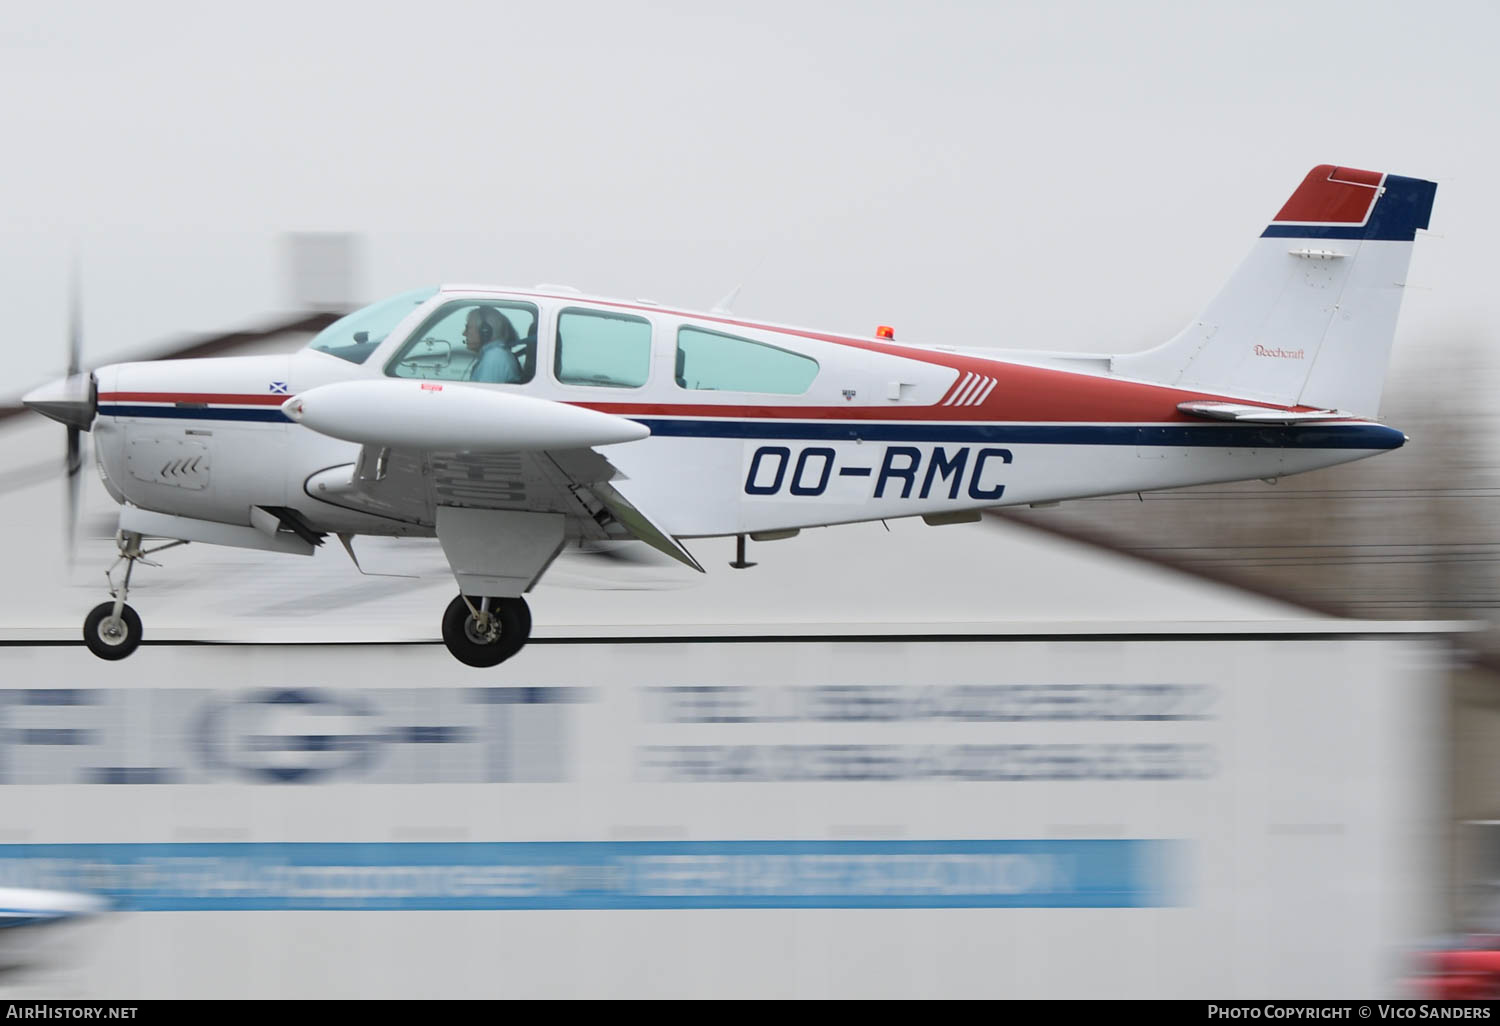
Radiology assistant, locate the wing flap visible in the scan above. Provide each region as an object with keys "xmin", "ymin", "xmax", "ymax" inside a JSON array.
[{"xmin": 590, "ymin": 481, "xmax": 705, "ymax": 573}]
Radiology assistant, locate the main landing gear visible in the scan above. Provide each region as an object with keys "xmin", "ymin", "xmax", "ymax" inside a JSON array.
[
  {"xmin": 80, "ymin": 534, "xmax": 533, "ymax": 668},
  {"xmin": 441, "ymin": 594, "xmax": 532, "ymax": 667},
  {"xmin": 82, "ymin": 531, "xmax": 185, "ymax": 661}
]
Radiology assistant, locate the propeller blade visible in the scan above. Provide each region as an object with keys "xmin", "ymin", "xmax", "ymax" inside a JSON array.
[
  {"xmin": 64, "ymin": 263, "xmax": 85, "ymax": 565},
  {"xmin": 65, "ymin": 428, "xmax": 81, "ymax": 567},
  {"xmin": 66, "ymin": 258, "xmax": 81, "ymax": 379}
]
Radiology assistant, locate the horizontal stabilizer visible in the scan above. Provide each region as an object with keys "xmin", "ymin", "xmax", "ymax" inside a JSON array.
[
  {"xmin": 283, "ymin": 380, "xmax": 650, "ymax": 451},
  {"xmin": 1176, "ymin": 401, "xmax": 1350, "ymax": 424}
]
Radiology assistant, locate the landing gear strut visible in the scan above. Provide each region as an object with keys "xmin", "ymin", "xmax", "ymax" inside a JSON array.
[
  {"xmin": 441, "ymin": 594, "xmax": 532, "ymax": 667},
  {"xmin": 82, "ymin": 531, "xmax": 185, "ymax": 661}
]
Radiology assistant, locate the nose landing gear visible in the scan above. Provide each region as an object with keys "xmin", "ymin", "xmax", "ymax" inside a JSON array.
[
  {"xmin": 441, "ymin": 594, "xmax": 532, "ymax": 667},
  {"xmin": 82, "ymin": 531, "xmax": 186, "ymax": 661}
]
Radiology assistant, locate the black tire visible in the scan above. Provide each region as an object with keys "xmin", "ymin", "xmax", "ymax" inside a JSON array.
[
  {"xmin": 513, "ymin": 596, "xmax": 533, "ymax": 640},
  {"xmin": 440, "ymin": 594, "xmax": 530, "ymax": 668},
  {"xmin": 83, "ymin": 601, "xmax": 142, "ymax": 661}
]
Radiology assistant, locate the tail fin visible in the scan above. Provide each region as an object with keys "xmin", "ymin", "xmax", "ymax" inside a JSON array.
[{"xmin": 1111, "ymin": 165, "xmax": 1436, "ymax": 418}]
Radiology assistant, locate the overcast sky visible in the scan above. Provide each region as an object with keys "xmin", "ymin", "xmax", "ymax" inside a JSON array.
[{"xmin": 2, "ymin": 0, "xmax": 1493, "ymax": 393}]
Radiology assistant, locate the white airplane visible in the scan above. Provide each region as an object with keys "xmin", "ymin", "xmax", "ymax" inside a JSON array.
[
  {"xmin": 0, "ymin": 887, "xmax": 107, "ymax": 977},
  {"xmin": 23, "ymin": 164, "xmax": 1436, "ymax": 666},
  {"xmin": 0, "ymin": 887, "xmax": 106, "ymax": 927}
]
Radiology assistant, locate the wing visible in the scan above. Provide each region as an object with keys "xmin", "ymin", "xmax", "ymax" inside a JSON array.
[
  {"xmin": 310, "ymin": 443, "xmax": 702, "ymax": 592},
  {"xmin": 291, "ymin": 380, "xmax": 702, "ymax": 594}
]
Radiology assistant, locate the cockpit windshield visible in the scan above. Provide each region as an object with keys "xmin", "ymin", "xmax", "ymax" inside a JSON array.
[{"xmin": 305, "ymin": 287, "xmax": 438, "ymax": 364}]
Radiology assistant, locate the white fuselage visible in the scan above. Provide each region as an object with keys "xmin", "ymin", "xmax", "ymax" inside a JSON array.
[{"xmin": 88, "ymin": 289, "xmax": 1404, "ymax": 542}]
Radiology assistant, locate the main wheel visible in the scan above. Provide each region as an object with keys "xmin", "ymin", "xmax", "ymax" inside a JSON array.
[
  {"xmin": 441, "ymin": 595, "xmax": 530, "ymax": 668},
  {"xmin": 83, "ymin": 601, "xmax": 143, "ymax": 661}
]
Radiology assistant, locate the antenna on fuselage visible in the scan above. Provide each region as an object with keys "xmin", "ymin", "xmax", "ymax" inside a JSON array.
[{"xmin": 710, "ymin": 283, "xmax": 743, "ymax": 315}]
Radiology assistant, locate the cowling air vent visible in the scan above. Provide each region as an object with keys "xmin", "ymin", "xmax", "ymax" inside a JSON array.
[{"xmin": 126, "ymin": 436, "xmax": 211, "ymax": 490}]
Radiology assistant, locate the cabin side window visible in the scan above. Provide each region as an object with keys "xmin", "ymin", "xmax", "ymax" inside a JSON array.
[
  {"xmin": 675, "ymin": 326, "xmax": 819, "ymax": 395},
  {"xmin": 385, "ymin": 300, "xmax": 538, "ymax": 384},
  {"xmin": 554, "ymin": 308, "xmax": 652, "ymax": 388}
]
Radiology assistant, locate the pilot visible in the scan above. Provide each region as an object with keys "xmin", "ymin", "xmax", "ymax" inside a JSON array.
[{"xmin": 463, "ymin": 306, "xmax": 522, "ymax": 384}]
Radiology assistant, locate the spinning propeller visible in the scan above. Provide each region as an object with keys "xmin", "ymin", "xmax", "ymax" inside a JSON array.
[{"xmin": 21, "ymin": 270, "xmax": 99, "ymax": 561}]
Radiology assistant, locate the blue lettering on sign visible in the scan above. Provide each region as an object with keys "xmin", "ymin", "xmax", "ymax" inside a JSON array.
[{"xmin": 745, "ymin": 445, "xmax": 1012, "ymax": 500}]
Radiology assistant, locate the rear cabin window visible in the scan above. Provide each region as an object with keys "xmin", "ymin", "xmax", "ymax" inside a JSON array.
[
  {"xmin": 675, "ymin": 326, "xmax": 819, "ymax": 394},
  {"xmin": 554, "ymin": 308, "xmax": 652, "ymax": 388}
]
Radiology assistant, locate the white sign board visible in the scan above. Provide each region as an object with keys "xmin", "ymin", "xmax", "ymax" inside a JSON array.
[{"xmin": 0, "ymin": 633, "xmax": 1444, "ymax": 998}]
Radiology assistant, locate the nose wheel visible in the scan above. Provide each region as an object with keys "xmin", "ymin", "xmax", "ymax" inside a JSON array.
[
  {"xmin": 83, "ymin": 600, "xmax": 142, "ymax": 660},
  {"xmin": 81, "ymin": 531, "xmax": 186, "ymax": 661},
  {"xmin": 441, "ymin": 594, "xmax": 531, "ymax": 667}
]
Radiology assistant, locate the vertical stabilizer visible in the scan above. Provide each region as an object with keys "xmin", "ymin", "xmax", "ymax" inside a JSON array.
[{"xmin": 1111, "ymin": 165, "xmax": 1436, "ymax": 418}]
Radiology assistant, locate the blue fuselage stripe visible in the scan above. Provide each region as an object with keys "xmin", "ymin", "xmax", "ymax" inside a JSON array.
[
  {"xmin": 97, "ymin": 406, "xmax": 1404, "ymax": 451},
  {"xmin": 632, "ymin": 418, "xmax": 1405, "ymax": 450},
  {"xmin": 102, "ymin": 404, "xmax": 291, "ymax": 423}
]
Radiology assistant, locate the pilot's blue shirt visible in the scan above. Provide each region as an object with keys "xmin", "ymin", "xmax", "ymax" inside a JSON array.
[{"xmin": 470, "ymin": 342, "xmax": 521, "ymax": 384}]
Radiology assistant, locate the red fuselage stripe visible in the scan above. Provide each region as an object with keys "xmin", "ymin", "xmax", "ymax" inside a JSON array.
[{"xmin": 99, "ymin": 391, "xmax": 288, "ymax": 406}]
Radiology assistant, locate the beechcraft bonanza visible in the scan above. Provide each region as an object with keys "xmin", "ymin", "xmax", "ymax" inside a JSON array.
[{"xmin": 23, "ymin": 164, "xmax": 1436, "ymax": 666}]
